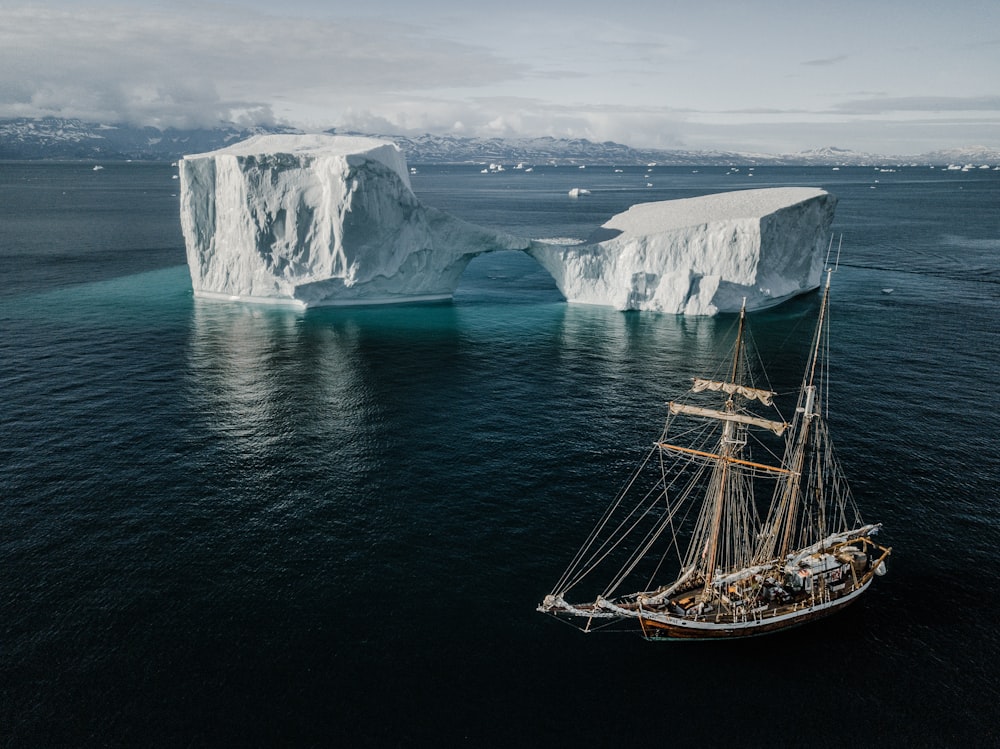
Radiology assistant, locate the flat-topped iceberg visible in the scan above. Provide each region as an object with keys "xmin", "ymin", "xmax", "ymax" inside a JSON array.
[
  {"xmin": 179, "ymin": 135, "xmax": 836, "ymax": 314},
  {"xmin": 529, "ymin": 187, "xmax": 836, "ymax": 315},
  {"xmin": 179, "ymin": 134, "xmax": 530, "ymax": 306}
]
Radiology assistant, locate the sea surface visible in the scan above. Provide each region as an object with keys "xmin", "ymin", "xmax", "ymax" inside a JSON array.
[{"xmin": 1, "ymin": 160, "xmax": 998, "ymax": 747}]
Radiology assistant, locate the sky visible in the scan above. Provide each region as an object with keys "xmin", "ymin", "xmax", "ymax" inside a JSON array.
[{"xmin": 2, "ymin": 0, "xmax": 998, "ymax": 155}]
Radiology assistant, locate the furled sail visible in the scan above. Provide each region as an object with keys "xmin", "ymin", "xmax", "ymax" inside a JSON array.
[
  {"xmin": 668, "ymin": 401, "xmax": 788, "ymax": 436},
  {"xmin": 691, "ymin": 378, "xmax": 776, "ymax": 405}
]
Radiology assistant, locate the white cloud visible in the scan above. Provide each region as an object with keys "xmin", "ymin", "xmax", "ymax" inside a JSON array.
[
  {"xmin": 0, "ymin": 3, "xmax": 529, "ymax": 128},
  {"xmin": 834, "ymin": 95, "xmax": 1000, "ymax": 114},
  {"xmin": 1, "ymin": 0, "xmax": 998, "ymax": 153},
  {"xmin": 802, "ymin": 55, "xmax": 849, "ymax": 67}
]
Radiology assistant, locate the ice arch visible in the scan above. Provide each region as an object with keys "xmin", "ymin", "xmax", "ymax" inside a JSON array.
[{"xmin": 180, "ymin": 134, "xmax": 836, "ymax": 315}]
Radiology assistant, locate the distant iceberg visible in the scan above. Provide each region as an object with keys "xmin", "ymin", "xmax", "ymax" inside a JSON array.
[{"xmin": 179, "ymin": 134, "xmax": 836, "ymax": 314}]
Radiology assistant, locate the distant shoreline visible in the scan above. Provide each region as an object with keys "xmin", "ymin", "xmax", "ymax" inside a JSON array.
[{"xmin": 3, "ymin": 117, "xmax": 998, "ymax": 167}]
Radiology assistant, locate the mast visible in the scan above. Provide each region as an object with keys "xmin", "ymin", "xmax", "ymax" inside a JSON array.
[
  {"xmin": 775, "ymin": 268, "xmax": 832, "ymax": 561},
  {"xmin": 730, "ymin": 299, "xmax": 747, "ymax": 384},
  {"xmin": 701, "ymin": 300, "xmax": 747, "ymax": 592}
]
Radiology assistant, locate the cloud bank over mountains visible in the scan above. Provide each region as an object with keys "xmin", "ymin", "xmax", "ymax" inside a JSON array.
[
  {"xmin": 0, "ymin": 4, "xmax": 527, "ymax": 131},
  {"xmin": 4, "ymin": 117, "xmax": 999, "ymax": 166},
  {"xmin": 1, "ymin": 1, "xmax": 998, "ymax": 154}
]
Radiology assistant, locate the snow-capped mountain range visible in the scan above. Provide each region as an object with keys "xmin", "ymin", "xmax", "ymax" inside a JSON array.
[{"xmin": 1, "ymin": 117, "xmax": 998, "ymax": 167}]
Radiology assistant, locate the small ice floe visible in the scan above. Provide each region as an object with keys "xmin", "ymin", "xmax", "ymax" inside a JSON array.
[
  {"xmin": 568, "ymin": 188, "xmax": 591, "ymax": 197},
  {"xmin": 92, "ymin": 165, "xmax": 103, "ymax": 171}
]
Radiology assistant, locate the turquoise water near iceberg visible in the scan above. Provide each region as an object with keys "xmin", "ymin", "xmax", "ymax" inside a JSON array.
[{"xmin": 1, "ymin": 161, "xmax": 999, "ymax": 747}]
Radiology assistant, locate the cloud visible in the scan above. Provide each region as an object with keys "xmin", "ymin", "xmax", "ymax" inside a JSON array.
[
  {"xmin": 1, "ymin": 1, "xmax": 997, "ymax": 154},
  {"xmin": 801, "ymin": 54, "xmax": 848, "ymax": 67},
  {"xmin": 333, "ymin": 95, "xmax": 690, "ymax": 149},
  {"xmin": 0, "ymin": 4, "xmax": 529, "ymax": 128},
  {"xmin": 833, "ymin": 95, "xmax": 1000, "ymax": 114}
]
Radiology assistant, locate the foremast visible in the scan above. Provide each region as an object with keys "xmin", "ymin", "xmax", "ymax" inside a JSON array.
[
  {"xmin": 754, "ymin": 266, "xmax": 849, "ymax": 567},
  {"xmin": 783, "ymin": 268, "xmax": 832, "ymax": 560}
]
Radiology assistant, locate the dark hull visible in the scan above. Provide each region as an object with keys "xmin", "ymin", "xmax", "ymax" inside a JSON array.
[{"xmin": 638, "ymin": 583, "xmax": 868, "ymax": 641}]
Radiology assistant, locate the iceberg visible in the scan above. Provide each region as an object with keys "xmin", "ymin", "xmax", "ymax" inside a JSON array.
[
  {"xmin": 179, "ymin": 134, "xmax": 530, "ymax": 306},
  {"xmin": 179, "ymin": 135, "xmax": 836, "ymax": 314},
  {"xmin": 528, "ymin": 187, "xmax": 837, "ymax": 315}
]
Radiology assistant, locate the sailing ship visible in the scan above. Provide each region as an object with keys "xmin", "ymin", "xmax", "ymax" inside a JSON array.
[{"xmin": 538, "ymin": 262, "xmax": 891, "ymax": 640}]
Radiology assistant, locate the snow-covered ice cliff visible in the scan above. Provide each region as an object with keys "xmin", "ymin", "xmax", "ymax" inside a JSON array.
[
  {"xmin": 528, "ymin": 187, "xmax": 836, "ymax": 314},
  {"xmin": 179, "ymin": 134, "xmax": 530, "ymax": 306},
  {"xmin": 179, "ymin": 135, "xmax": 836, "ymax": 314}
]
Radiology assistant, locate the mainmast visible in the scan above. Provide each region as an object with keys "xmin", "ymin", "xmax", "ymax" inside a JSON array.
[{"xmin": 774, "ymin": 267, "xmax": 833, "ymax": 562}]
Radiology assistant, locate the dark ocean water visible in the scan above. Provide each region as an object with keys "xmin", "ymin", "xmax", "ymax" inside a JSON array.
[{"xmin": 1, "ymin": 161, "xmax": 999, "ymax": 747}]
